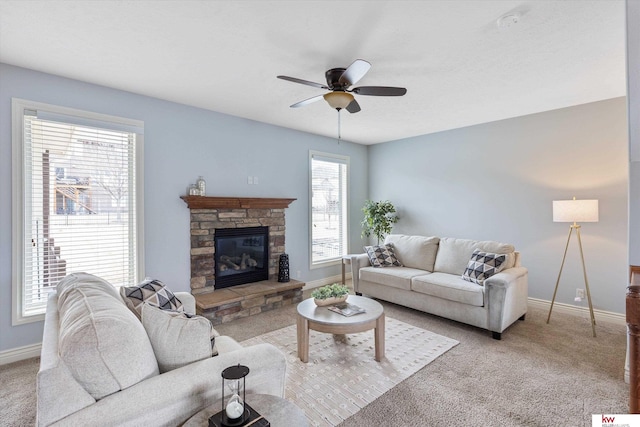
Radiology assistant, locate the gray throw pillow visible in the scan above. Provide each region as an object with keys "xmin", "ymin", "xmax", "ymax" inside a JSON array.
[{"xmin": 141, "ymin": 303, "xmax": 219, "ymax": 373}]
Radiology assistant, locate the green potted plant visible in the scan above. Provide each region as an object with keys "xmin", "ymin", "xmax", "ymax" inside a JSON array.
[
  {"xmin": 361, "ymin": 200, "xmax": 399, "ymax": 245},
  {"xmin": 311, "ymin": 283, "xmax": 350, "ymax": 306}
]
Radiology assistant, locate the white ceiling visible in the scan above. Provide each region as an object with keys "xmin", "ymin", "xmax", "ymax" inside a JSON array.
[{"xmin": 0, "ymin": 1, "xmax": 627, "ymax": 145}]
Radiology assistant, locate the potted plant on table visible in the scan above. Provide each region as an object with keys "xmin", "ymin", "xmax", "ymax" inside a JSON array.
[
  {"xmin": 311, "ymin": 283, "xmax": 350, "ymax": 306},
  {"xmin": 361, "ymin": 200, "xmax": 399, "ymax": 245}
]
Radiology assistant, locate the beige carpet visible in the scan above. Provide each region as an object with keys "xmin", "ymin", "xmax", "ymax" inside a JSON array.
[
  {"xmin": 240, "ymin": 317, "xmax": 458, "ymax": 426},
  {"xmin": 0, "ymin": 295, "xmax": 629, "ymax": 427}
]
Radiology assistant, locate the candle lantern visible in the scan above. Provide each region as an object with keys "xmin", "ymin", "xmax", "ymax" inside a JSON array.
[{"xmin": 220, "ymin": 364, "xmax": 250, "ymax": 426}]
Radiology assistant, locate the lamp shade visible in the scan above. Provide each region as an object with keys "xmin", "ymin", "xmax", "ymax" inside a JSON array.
[
  {"xmin": 552, "ymin": 199, "xmax": 599, "ymax": 223},
  {"xmin": 323, "ymin": 91, "xmax": 354, "ymax": 110}
]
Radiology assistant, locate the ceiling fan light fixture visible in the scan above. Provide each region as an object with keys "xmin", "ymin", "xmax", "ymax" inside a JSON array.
[{"xmin": 323, "ymin": 91, "xmax": 354, "ymax": 110}]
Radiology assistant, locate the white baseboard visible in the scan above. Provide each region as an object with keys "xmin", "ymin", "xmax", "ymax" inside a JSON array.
[
  {"xmin": 527, "ymin": 297, "xmax": 625, "ymax": 326},
  {"xmin": 0, "ymin": 342, "xmax": 41, "ymax": 365}
]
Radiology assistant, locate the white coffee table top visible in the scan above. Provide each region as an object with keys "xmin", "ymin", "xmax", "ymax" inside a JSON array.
[{"xmin": 297, "ymin": 295, "xmax": 383, "ymax": 326}]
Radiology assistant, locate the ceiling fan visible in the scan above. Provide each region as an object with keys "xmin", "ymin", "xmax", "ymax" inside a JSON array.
[{"xmin": 277, "ymin": 59, "xmax": 407, "ymax": 113}]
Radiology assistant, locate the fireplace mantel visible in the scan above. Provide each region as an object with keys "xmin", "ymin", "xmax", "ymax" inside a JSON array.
[{"xmin": 181, "ymin": 195, "xmax": 296, "ymax": 210}]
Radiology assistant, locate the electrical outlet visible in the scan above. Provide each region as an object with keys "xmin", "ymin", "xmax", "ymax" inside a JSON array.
[
  {"xmin": 253, "ymin": 176, "xmax": 259, "ymax": 185},
  {"xmin": 576, "ymin": 288, "xmax": 585, "ymax": 299},
  {"xmin": 247, "ymin": 176, "xmax": 253, "ymax": 185}
]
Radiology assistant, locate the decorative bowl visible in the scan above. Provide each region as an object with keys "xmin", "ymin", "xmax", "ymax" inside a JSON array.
[{"xmin": 314, "ymin": 295, "xmax": 348, "ymax": 307}]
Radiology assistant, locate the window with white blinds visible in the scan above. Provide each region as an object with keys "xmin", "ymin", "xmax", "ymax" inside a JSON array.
[
  {"xmin": 12, "ymin": 99, "xmax": 144, "ymax": 324},
  {"xmin": 309, "ymin": 151, "xmax": 349, "ymax": 266}
]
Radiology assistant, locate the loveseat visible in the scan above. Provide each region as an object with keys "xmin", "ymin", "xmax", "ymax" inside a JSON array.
[
  {"xmin": 352, "ymin": 235, "xmax": 528, "ymax": 339},
  {"xmin": 37, "ymin": 273, "xmax": 287, "ymax": 426}
]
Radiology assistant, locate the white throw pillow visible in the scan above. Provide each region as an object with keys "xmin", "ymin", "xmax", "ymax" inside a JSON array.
[{"xmin": 141, "ymin": 303, "xmax": 219, "ymax": 373}]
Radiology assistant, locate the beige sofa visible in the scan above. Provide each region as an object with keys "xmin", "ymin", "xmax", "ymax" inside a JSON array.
[
  {"xmin": 37, "ymin": 273, "xmax": 287, "ymax": 426},
  {"xmin": 352, "ymin": 235, "xmax": 528, "ymax": 339}
]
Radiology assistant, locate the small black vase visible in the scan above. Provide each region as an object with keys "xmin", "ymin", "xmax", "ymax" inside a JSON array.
[{"xmin": 278, "ymin": 253, "xmax": 290, "ymax": 282}]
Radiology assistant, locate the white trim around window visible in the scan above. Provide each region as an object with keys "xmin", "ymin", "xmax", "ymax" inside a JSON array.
[
  {"xmin": 309, "ymin": 150, "xmax": 350, "ymax": 269},
  {"xmin": 11, "ymin": 98, "xmax": 145, "ymax": 325}
]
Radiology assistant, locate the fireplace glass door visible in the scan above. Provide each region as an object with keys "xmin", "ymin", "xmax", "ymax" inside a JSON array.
[{"xmin": 214, "ymin": 226, "xmax": 268, "ymax": 289}]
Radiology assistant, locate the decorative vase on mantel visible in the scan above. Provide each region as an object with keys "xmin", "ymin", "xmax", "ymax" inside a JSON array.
[{"xmin": 314, "ymin": 295, "xmax": 348, "ymax": 307}]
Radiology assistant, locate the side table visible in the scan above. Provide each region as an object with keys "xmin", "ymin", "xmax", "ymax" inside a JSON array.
[
  {"xmin": 182, "ymin": 394, "xmax": 308, "ymax": 427},
  {"xmin": 341, "ymin": 254, "xmax": 359, "ymax": 285}
]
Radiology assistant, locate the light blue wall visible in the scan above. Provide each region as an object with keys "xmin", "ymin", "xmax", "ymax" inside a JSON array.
[
  {"xmin": 0, "ymin": 63, "xmax": 369, "ymax": 352},
  {"xmin": 368, "ymin": 97, "xmax": 628, "ymax": 314}
]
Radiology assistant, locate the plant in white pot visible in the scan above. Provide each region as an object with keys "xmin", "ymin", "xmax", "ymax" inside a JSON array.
[
  {"xmin": 361, "ymin": 200, "xmax": 399, "ymax": 245},
  {"xmin": 311, "ymin": 283, "xmax": 350, "ymax": 306}
]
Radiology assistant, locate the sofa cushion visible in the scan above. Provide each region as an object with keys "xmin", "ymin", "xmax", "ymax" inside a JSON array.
[
  {"xmin": 412, "ymin": 272, "xmax": 485, "ymax": 306},
  {"xmin": 364, "ymin": 244, "xmax": 402, "ymax": 267},
  {"xmin": 120, "ymin": 278, "xmax": 183, "ymax": 320},
  {"xmin": 57, "ymin": 273, "xmax": 159, "ymax": 400},
  {"xmin": 141, "ymin": 303, "xmax": 219, "ymax": 373},
  {"xmin": 384, "ymin": 234, "xmax": 440, "ymax": 271},
  {"xmin": 360, "ymin": 266, "xmax": 428, "ymax": 291},
  {"xmin": 57, "ymin": 271, "xmax": 121, "ymax": 302},
  {"xmin": 462, "ymin": 249, "xmax": 507, "ymax": 285},
  {"xmin": 433, "ymin": 237, "xmax": 515, "ymax": 275}
]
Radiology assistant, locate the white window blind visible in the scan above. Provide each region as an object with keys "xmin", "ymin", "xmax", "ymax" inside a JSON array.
[
  {"xmin": 12, "ymin": 99, "xmax": 144, "ymax": 323},
  {"xmin": 310, "ymin": 151, "xmax": 349, "ymax": 266}
]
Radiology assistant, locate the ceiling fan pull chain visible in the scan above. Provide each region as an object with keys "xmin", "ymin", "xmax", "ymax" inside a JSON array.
[{"xmin": 337, "ymin": 109, "xmax": 341, "ymax": 142}]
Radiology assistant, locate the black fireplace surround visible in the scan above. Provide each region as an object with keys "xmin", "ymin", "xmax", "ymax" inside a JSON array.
[{"xmin": 214, "ymin": 226, "xmax": 269, "ymax": 289}]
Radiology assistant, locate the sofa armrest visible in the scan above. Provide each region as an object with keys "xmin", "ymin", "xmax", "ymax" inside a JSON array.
[
  {"xmin": 50, "ymin": 343, "xmax": 286, "ymax": 427},
  {"xmin": 484, "ymin": 267, "xmax": 528, "ymax": 288},
  {"xmin": 484, "ymin": 267, "xmax": 529, "ymax": 334},
  {"xmin": 175, "ymin": 291, "xmax": 196, "ymax": 314},
  {"xmin": 351, "ymin": 253, "xmax": 372, "ymax": 293}
]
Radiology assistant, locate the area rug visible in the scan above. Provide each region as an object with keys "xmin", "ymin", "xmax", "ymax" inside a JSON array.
[{"xmin": 240, "ymin": 317, "xmax": 458, "ymax": 426}]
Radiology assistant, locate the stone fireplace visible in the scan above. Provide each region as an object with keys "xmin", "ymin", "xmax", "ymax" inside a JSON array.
[{"xmin": 181, "ymin": 195, "xmax": 304, "ymax": 324}]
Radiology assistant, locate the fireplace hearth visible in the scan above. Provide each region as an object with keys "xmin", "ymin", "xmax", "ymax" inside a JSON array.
[{"xmin": 182, "ymin": 196, "xmax": 304, "ymax": 324}]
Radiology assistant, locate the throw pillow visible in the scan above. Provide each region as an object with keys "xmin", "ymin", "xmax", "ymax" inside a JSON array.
[
  {"xmin": 461, "ymin": 249, "xmax": 507, "ymax": 285},
  {"xmin": 120, "ymin": 278, "xmax": 183, "ymax": 320},
  {"xmin": 364, "ymin": 244, "xmax": 402, "ymax": 268},
  {"xmin": 141, "ymin": 303, "xmax": 219, "ymax": 373}
]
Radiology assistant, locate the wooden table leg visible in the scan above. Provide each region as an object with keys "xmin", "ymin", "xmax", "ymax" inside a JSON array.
[
  {"xmin": 374, "ymin": 313, "xmax": 385, "ymax": 361},
  {"xmin": 296, "ymin": 314, "xmax": 309, "ymax": 363}
]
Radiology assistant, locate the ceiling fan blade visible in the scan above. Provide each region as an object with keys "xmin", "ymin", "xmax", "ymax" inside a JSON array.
[
  {"xmin": 339, "ymin": 59, "xmax": 371, "ymax": 87},
  {"xmin": 290, "ymin": 94, "xmax": 325, "ymax": 108},
  {"xmin": 352, "ymin": 86, "xmax": 407, "ymax": 96},
  {"xmin": 277, "ymin": 75, "xmax": 329, "ymax": 90},
  {"xmin": 345, "ymin": 99, "xmax": 361, "ymax": 113}
]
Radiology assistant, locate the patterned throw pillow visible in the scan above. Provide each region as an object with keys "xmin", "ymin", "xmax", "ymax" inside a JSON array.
[
  {"xmin": 462, "ymin": 249, "xmax": 507, "ymax": 285},
  {"xmin": 364, "ymin": 244, "xmax": 402, "ymax": 268},
  {"xmin": 120, "ymin": 278, "xmax": 183, "ymax": 320}
]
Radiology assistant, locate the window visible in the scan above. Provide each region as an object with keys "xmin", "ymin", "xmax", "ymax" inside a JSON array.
[
  {"xmin": 309, "ymin": 151, "xmax": 349, "ymax": 267},
  {"xmin": 12, "ymin": 99, "xmax": 144, "ymax": 324}
]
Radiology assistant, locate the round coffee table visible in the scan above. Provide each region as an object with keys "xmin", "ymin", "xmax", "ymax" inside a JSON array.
[
  {"xmin": 296, "ymin": 295, "xmax": 385, "ymax": 363},
  {"xmin": 182, "ymin": 394, "xmax": 308, "ymax": 426}
]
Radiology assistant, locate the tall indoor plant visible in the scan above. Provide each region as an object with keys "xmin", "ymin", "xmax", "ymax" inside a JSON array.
[{"xmin": 361, "ymin": 200, "xmax": 399, "ymax": 244}]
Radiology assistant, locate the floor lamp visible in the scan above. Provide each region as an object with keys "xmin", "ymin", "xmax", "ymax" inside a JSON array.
[{"xmin": 546, "ymin": 197, "xmax": 598, "ymax": 337}]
